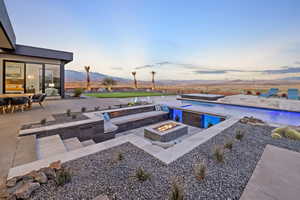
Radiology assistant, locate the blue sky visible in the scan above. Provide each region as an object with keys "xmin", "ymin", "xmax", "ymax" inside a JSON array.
[{"xmin": 5, "ymin": 0, "xmax": 300, "ymax": 80}]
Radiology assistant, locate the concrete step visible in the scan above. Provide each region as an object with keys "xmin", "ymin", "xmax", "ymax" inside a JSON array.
[
  {"xmin": 13, "ymin": 135, "xmax": 37, "ymax": 167},
  {"xmin": 36, "ymin": 135, "xmax": 67, "ymax": 159},
  {"xmin": 81, "ymin": 139, "xmax": 96, "ymax": 147},
  {"xmin": 63, "ymin": 137, "xmax": 83, "ymax": 151}
]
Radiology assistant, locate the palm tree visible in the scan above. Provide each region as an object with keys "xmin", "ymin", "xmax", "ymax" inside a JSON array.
[
  {"xmin": 84, "ymin": 66, "xmax": 91, "ymax": 91},
  {"xmin": 151, "ymin": 71, "xmax": 156, "ymax": 90},
  {"xmin": 131, "ymin": 71, "xmax": 137, "ymax": 89},
  {"xmin": 102, "ymin": 77, "xmax": 116, "ymax": 92}
]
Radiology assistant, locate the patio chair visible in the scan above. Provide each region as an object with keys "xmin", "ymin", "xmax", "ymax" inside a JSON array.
[
  {"xmin": 0, "ymin": 98, "xmax": 10, "ymax": 114},
  {"xmin": 260, "ymin": 88, "xmax": 279, "ymax": 97},
  {"xmin": 31, "ymin": 94, "xmax": 47, "ymax": 108},
  {"xmin": 287, "ymin": 88, "xmax": 299, "ymax": 100},
  {"xmin": 10, "ymin": 97, "xmax": 30, "ymax": 112}
]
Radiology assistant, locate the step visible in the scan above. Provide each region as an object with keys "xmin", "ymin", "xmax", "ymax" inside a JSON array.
[
  {"xmin": 36, "ymin": 135, "xmax": 67, "ymax": 159},
  {"xmin": 13, "ymin": 135, "xmax": 37, "ymax": 167},
  {"xmin": 81, "ymin": 139, "xmax": 96, "ymax": 147},
  {"xmin": 63, "ymin": 137, "xmax": 83, "ymax": 151}
]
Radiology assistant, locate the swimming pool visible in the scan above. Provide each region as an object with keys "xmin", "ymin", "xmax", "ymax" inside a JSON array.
[{"xmin": 181, "ymin": 100, "xmax": 300, "ymax": 126}]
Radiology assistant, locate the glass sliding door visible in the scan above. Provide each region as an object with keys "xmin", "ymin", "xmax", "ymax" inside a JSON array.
[
  {"xmin": 4, "ymin": 62, "xmax": 25, "ymax": 93},
  {"xmin": 25, "ymin": 63, "xmax": 43, "ymax": 94},
  {"xmin": 45, "ymin": 64, "xmax": 60, "ymax": 96}
]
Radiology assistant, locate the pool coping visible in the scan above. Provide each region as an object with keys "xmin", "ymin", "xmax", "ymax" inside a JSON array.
[{"xmin": 178, "ymin": 97, "xmax": 300, "ymax": 114}]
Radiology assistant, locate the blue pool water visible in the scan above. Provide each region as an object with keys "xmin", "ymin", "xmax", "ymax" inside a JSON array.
[{"xmin": 181, "ymin": 100, "xmax": 300, "ymax": 126}]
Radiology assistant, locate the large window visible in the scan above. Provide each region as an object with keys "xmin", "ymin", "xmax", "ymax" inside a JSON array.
[
  {"xmin": 3, "ymin": 61, "xmax": 62, "ymax": 96},
  {"xmin": 26, "ymin": 63, "xmax": 43, "ymax": 94},
  {"xmin": 4, "ymin": 62, "xmax": 25, "ymax": 93},
  {"xmin": 45, "ymin": 64, "xmax": 60, "ymax": 96}
]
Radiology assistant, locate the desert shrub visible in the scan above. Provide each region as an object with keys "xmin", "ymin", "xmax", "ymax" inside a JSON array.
[
  {"xmin": 40, "ymin": 118, "xmax": 47, "ymax": 125},
  {"xmin": 213, "ymin": 146, "xmax": 224, "ymax": 163},
  {"xmin": 72, "ymin": 114, "xmax": 77, "ymax": 119},
  {"xmin": 81, "ymin": 107, "xmax": 86, "ymax": 113},
  {"xmin": 135, "ymin": 167, "xmax": 151, "ymax": 182},
  {"xmin": 281, "ymin": 93, "xmax": 287, "ymax": 98},
  {"xmin": 273, "ymin": 127, "xmax": 300, "ymax": 140},
  {"xmin": 112, "ymin": 152, "xmax": 124, "ymax": 162},
  {"xmin": 235, "ymin": 129, "xmax": 244, "ymax": 140},
  {"xmin": 246, "ymin": 90, "xmax": 252, "ymax": 95},
  {"xmin": 224, "ymin": 140, "xmax": 234, "ymax": 150},
  {"xmin": 169, "ymin": 177, "xmax": 184, "ymax": 200},
  {"xmin": 108, "ymin": 106, "xmax": 112, "ymax": 109},
  {"xmin": 55, "ymin": 167, "xmax": 72, "ymax": 186},
  {"xmin": 73, "ymin": 88, "xmax": 84, "ymax": 97},
  {"xmin": 271, "ymin": 132, "xmax": 282, "ymax": 139},
  {"xmin": 66, "ymin": 109, "xmax": 71, "ymax": 117},
  {"xmin": 194, "ymin": 162, "xmax": 206, "ymax": 180},
  {"xmin": 256, "ymin": 91, "xmax": 261, "ymax": 96},
  {"xmin": 94, "ymin": 106, "xmax": 100, "ymax": 111}
]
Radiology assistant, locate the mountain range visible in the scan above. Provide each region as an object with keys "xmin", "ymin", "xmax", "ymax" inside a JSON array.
[{"xmin": 65, "ymin": 69, "xmax": 300, "ymax": 85}]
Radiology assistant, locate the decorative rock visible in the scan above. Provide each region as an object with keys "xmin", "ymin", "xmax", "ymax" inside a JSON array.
[
  {"xmin": 26, "ymin": 171, "xmax": 48, "ymax": 184},
  {"xmin": 6, "ymin": 177, "xmax": 18, "ymax": 188},
  {"xmin": 49, "ymin": 160, "xmax": 61, "ymax": 170},
  {"xmin": 239, "ymin": 116, "xmax": 265, "ymax": 125},
  {"xmin": 14, "ymin": 182, "xmax": 40, "ymax": 199},
  {"xmin": 40, "ymin": 167, "xmax": 56, "ymax": 179},
  {"xmin": 93, "ymin": 194, "xmax": 110, "ymax": 200}
]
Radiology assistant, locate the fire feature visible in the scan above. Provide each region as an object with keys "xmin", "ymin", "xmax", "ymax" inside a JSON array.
[
  {"xmin": 144, "ymin": 121, "xmax": 188, "ymax": 142},
  {"xmin": 155, "ymin": 122, "xmax": 179, "ymax": 132}
]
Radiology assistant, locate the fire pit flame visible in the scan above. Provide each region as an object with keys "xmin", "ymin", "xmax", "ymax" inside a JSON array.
[{"xmin": 155, "ymin": 122, "xmax": 178, "ymax": 132}]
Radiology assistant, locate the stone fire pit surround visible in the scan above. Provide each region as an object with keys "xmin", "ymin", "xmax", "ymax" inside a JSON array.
[{"xmin": 144, "ymin": 120, "xmax": 188, "ymax": 142}]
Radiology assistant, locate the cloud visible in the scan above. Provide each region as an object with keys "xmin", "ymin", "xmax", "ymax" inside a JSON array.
[
  {"xmin": 193, "ymin": 69, "xmax": 244, "ymax": 74},
  {"xmin": 111, "ymin": 67, "xmax": 124, "ymax": 70},
  {"xmin": 135, "ymin": 64, "xmax": 156, "ymax": 70},
  {"xmin": 261, "ymin": 66, "xmax": 300, "ymax": 74}
]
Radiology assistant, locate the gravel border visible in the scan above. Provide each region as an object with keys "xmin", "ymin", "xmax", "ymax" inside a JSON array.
[{"xmin": 30, "ymin": 122, "xmax": 300, "ymax": 200}]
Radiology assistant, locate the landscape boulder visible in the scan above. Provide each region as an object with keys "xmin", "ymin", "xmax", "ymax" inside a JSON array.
[{"xmin": 14, "ymin": 182, "xmax": 40, "ymax": 199}]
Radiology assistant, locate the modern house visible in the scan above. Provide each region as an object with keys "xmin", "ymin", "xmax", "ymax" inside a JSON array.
[{"xmin": 0, "ymin": 0, "xmax": 73, "ymax": 97}]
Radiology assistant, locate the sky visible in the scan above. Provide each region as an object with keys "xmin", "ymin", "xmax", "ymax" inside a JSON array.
[{"xmin": 5, "ymin": 0, "xmax": 300, "ymax": 81}]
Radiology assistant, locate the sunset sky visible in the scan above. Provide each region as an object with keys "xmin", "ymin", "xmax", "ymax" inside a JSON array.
[{"xmin": 5, "ymin": 0, "xmax": 300, "ymax": 81}]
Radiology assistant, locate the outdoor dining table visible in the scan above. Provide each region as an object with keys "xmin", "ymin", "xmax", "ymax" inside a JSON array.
[{"xmin": 0, "ymin": 93, "xmax": 34, "ymax": 98}]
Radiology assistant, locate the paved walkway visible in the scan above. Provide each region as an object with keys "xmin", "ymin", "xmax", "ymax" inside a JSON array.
[
  {"xmin": 241, "ymin": 145, "xmax": 300, "ymax": 200},
  {"xmin": 0, "ymin": 98, "xmax": 126, "ymax": 188},
  {"xmin": 218, "ymin": 94, "xmax": 300, "ymax": 112}
]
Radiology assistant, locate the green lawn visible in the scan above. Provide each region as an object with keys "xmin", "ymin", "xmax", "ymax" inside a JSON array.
[{"xmin": 85, "ymin": 91, "xmax": 173, "ymax": 98}]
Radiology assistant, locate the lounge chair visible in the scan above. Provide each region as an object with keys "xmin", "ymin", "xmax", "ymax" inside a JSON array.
[
  {"xmin": 288, "ymin": 88, "xmax": 299, "ymax": 100},
  {"xmin": 31, "ymin": 94, "xmax": 47, "ymax": 108},
  {"xmin": 260, "ymin": 88, "xmax": 279, "ymax": 97}
]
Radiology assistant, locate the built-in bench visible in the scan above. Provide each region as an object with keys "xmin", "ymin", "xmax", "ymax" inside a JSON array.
[{"xmin": 111, "ymin": 110, "xmax": 169, "ymax": 133}]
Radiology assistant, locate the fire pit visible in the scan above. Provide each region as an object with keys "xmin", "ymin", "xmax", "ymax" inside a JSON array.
[{"xmin": 144, "ymin": 121, "xmax": 188, "ymax": 142}]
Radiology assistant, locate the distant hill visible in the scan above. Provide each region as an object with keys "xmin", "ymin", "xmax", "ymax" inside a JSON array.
[
  {"xmin": 280, "ymin": 77, "xmax": 300, "ymax": 81},
  {"xmin": 65, "ymin": 70, "xmax": 129, "ymax": 82}
]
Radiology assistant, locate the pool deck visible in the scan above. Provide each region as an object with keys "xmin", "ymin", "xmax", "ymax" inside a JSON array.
[
  {"xmin": 179, "ymin": 94, "xmax": 300, "ymax": 113},
  {"xmin": 241, "ymin": 145, "xmax": 300, "ymax": 200}
]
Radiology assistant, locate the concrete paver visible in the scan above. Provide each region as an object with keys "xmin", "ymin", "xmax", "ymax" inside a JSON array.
[{"xmin": 241, "ymin": 145, "xmax": 300, "ymax": 200}]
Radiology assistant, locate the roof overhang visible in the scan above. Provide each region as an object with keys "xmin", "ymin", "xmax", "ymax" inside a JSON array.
[{"xmin": 0, "ymin": 0, "xmax": 16, "ymax": 49}]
